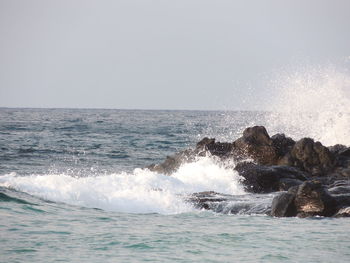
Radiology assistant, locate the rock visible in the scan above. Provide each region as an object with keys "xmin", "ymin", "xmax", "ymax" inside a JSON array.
[
  {"xmin": 328, "ymin": 144, "xmax": 348, "ymax": 155},
  {"xmin": 339, "ymin": 148, "xmax": 350, "ymax": 157},
  {"xmin": 278, "ymin": 178, "xmax": 304, "ymax": 191},
  {"xmin": 147, "ymin": 149, "xmax": 195, "ymax": 175},
  {"xmin": 186, "ymin": 191, "xmax": 271, "ymax": 215},
  {"xmin": 235, "ymin": 162, "xmax": 308, "ymax": 193},
  {"xmin": 338, "ymin": 168, "xmax": 350, "ymax": 177},
  {"xmin": 271, "ymin": 133, "xmax": 295, "ymax": 157},
  {"xmin": 232, "ymin": 126, "xmax": 278, "ymax": 165},
  {"xmin": 187, "ymin": 191, "xmax": 228, "ymax": 210},
  {"xmin": 334, "ymin": 207, "xmax": 350, "ymax": 217},
  {"xmin": 328, "ymin": 185, "xmax": 350, "ymax": 195},
  {"xmin": 289, "ymin": 138, "xmax": 335, "ymax": 176},
  {"xmin": 271, "ymin": 192, "xmax": 296, "ymax": 217},
  {"xmin": 294, "ymin": 181, "xmax": 337, "ymax": 217},
  {"xmin": 332, "ymin": 194, "xmax": 350, "ymax": 208}
]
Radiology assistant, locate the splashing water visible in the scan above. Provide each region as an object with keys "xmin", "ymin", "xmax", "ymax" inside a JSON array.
[
  {"xmin": 0, "ymin": 157, "xmax": 245, "ymax": 214},
  {"xmin": 265, "ymin": 65, "xmax": 350, "ymax": 146}
]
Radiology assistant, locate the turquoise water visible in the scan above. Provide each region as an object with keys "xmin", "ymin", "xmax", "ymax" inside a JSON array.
[{"xmin": 1, "ymin": 109, "xmax": 350, "ymax": 262}]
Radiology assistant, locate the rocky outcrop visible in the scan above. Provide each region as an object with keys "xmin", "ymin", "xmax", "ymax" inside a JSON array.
[
  {"xmin": 232, "ymin": 126, "xmax": 279, "ymax": 165},
  {"xmin": 271, "ymin": 181, "xmax": 337, "ymax": 217},
  {"xmin": 147, "ymin": 125, "xmax": 350, "ymax": 218},
  {"xmin": 235, "ymin": 162, "xmax": 307, "ymax": 193}
]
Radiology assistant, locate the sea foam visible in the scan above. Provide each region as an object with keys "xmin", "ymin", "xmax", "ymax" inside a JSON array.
[{"xmin": 0, "ymin": 157, "xmax": 245, "ymax": 214}]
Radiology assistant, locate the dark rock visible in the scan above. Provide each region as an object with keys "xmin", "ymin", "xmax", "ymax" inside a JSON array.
[
  {"xmin": 278, "ymin": 178, "xmax": 304, "ymax": 191},
  {"xmin": 187, "ymin": 191, "xmax": 228, "ymax": 210},
  {"xmin": 270, "ymin": 192, "xmax": 296, "ymax": 217},
  {"xmin": 328, "ymin": 185, "xmax": 350, "ymax": 195},
  {"xmin": 206, "ymin": 142, "xmax": 233, "ymax": 157},
  {"xmin": 195, "ymin": 137, "xmax": 233, "ymax": 157},
  {"xmin": 338, "ymin": 168, "xmax": 350, "ymax": 177},
  {"xmin": 196, "ymin": 137, "xmax": 215, "ymax": 149},
  {"xmin": 329, "ymin": 145, "xmax": 350, "ymax": 168},
  {"xmin": 294, "ymin": 181, "xmax": 337, "ymax": 217},
  {"xmin": 289, "ymin": 138, "xmax": 335, "ymax": 176},
  {"xmin": 328, "ymin": 144, "xmax": 348, "ymax": 154},
  {"xmin": 288, "ymin": 185, "xmax": 299, "ymax": 195},
  {"xmin": 334, "ymin": 207, "xmax": 350, "ymax": 217},
  {"xmin": 186, "ymin": 191, "xmax": 272, "ymax": 215},
  {"xmin": 339, "ymin": 148, "xmax": 350, "ymax": 157},
  {"xmin": 232, "ymin": 126, "xmax": 278, "ymax": 165},
  {"xmin": 271, "ymin": 133, "xmax": 295, "ymax": 157},
  {"xmin": 147, "ymin": 149, "xmax": 194, "ymax": 175},
  {"xmin": 332, "ymin": 194, "xmax": 350, "ymax": 208},
  {"xmin": 235, "ymin": 162, "xmax": 308, "ymax": 193}
]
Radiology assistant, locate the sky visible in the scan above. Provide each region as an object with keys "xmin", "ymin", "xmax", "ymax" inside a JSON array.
[{"xmin": 0, "ymin": 0, "xmax": 350, "ymax": 110}]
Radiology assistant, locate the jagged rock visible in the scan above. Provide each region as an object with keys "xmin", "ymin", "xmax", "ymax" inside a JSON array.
[
  {"xmin": 328, "ymin": 144, "xmax": 348, "ymax": 155},
  {"xmin": 196, "ymin": 137, "xmax": 233, "ymax": 157},
  {"xmin": 232, "ymin": 126, "xmax": 278, "ymax": 165},
  {"xmin": 271, "ymin": 192, "xmax": 296, "ymax": 217},
  {"xmin": 288, "ymin": 138, "xmax": 335, "ymax": 176},
  {"xmin": 271, "ymin": 133, "xmax": 295, "ymax": 157},
  {"xmin": 294, "ymin": 181, "xmax": 337, "ymax": 217},
  {"xmin": 147, "ymin": 149, "xmax": 195, "ymax": 174},
  {"xmin": 235, "ymin": 162, "xmax": 308, "ymax": 193}
]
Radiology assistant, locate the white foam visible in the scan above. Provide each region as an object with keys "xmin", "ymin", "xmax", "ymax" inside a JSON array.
[
  {"xmin": 265, "ymin": 65, "xmax": 350, "ymax": 146},
  {"xmin": 0, "ymin": 157, "xmax": 245, "ymax": 214}
]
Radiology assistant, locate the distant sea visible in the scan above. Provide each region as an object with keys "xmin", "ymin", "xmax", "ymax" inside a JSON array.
[{"xmin": 1, "ymin": 108, "xmax": 350, "ymax": 262}]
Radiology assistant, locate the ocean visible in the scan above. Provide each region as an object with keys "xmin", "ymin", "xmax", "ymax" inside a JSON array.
[{"xmin": 1, "ymin": 108, "xmax": 350, "ymax": 262}]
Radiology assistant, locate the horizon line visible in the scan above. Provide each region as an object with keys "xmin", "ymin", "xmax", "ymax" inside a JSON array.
[{"xmin": 0, "ymin": 106, "xmax": 270, "ymax": 112}]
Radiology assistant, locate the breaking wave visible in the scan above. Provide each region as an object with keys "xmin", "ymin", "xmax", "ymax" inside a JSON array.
[{"xmin": 0, "ymin": 157, "xmax": 245, "ymax": 214}]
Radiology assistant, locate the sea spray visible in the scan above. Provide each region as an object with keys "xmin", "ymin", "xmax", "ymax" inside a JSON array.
[
  {"xmin": 0, "ymin": 157, "xmax": 245, "ymax": 214},
  {"xmin": 261, "ymin": 65, "xmax": 350, "ymax": 146}
]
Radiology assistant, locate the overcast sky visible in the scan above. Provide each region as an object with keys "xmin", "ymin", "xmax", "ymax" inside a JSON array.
[{"xmin": 0, "ymin": 0, "xmax": 349, "ymax": 110}]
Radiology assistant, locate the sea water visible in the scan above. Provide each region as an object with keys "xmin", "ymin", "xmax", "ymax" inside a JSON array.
[
  {"xmin": 1, "ymin": 108, "xmax": 350, "ymax": 263},
  {"xmin": 1, "ymin": 68, "xmax": 350, "ymax": 262}
]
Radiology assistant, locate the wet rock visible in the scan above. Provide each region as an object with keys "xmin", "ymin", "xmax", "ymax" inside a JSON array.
[
  {"xmin": 187, "ymin": 191, "xmax": 229, "ymax": 210},
  {"xmin": 271, "ymin": 133, "xmax": 295, "ymax": 157},
  {"xmin": 328, "ymin": 185, "xmax": 350, "ymax": 195},
  {"xmin": 186, "ymin": 191, "xmax": 272, "ymax": 215},
  {"xmin": 232, "ymin": 126, "xmax": 278, "ymax": 165},
  {"xmin": 235, "ymin": 162, "xmax": 308, "ymax": 193},
  {"xmin": 147, "ymin": 149, "xmax": 195, "ymax": 175},
  {"xmin": 271, "ymin": 192, "xmax": 296, "ymax": 217},
  {"xmin": 294, "ymin": 181, "xmax": 337, "ymax": 217},
  {"xmin": 332, "ymin": 194, "xmax": 350, "ymax": 209},
  {"xmin": 333, "ymin": 207, "xmax": 350, "ymax": 217},
  {"xmin": 278, "ymin": 178, "xmax": 304, "ymax": 191},
  {"xmin": 288, "ymin": 138, "xmax": 335, "ymax": 176}
]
